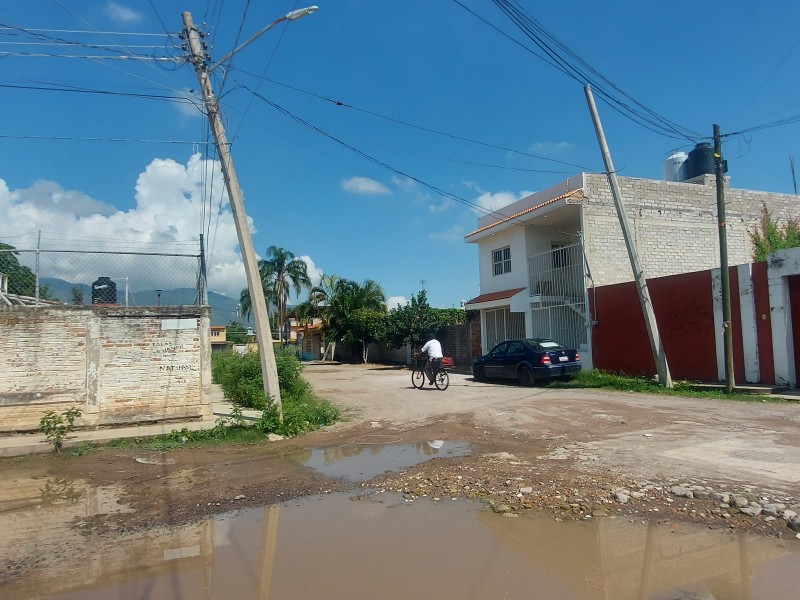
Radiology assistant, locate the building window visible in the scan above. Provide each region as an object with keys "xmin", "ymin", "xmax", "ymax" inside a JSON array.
[{"xmin": 492, "ymin": 246, "xmax": 511, "ymax": 276}]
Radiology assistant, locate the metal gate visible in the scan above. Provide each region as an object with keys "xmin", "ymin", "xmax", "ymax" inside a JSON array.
[
  {"xmin": 531, "ymin": 303, "xmax": 587, "ymax": 351},
  {"xmin": 483, "ymin": 307, "xmax": 525, "ymax": 351}
]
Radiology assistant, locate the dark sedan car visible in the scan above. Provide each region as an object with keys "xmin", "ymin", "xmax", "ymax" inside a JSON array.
[{"xmin": 471, "ymin": 338, "xmax": 581, "ymax": 386}]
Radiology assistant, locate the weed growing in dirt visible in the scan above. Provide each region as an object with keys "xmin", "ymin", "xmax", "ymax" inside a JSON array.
[
  {"xmin": 68, "ymin": 443, "xmax": 97, "ymax": 457},
  {"xmin": 39, "ymin": 407, "xmax": 82, "ymax": 452},
  {"xmin": 550, "ymin": 370, "xmax": 788, "ymax": 402}
]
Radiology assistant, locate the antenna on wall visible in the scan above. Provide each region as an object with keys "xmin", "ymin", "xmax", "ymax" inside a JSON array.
[{"xmin": 791, "ymin": 156, "xmax": 798, "ymax": 196}]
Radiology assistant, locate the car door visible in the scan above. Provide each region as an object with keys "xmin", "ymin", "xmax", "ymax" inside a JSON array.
[
  {"xmin": 504, "ymin": 341, "xmax": 526, "ymax": 378},
  {"xmin": 484, "ymin": 342, "xmax": 509, "ymax": 378}
]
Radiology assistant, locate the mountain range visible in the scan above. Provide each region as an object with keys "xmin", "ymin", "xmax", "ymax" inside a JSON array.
[{"xmin": 40, "ymin": 277, "xmax": 242, "ymax": 327}]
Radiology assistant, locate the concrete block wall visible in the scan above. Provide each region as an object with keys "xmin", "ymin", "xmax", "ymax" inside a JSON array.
[
  {"xmin": 582, "ymin": 173, "xmax": 797, "ymax": 286},
  {"xmin": 0, "ymin": 305, "xmax": 211, "ymax": 433}
]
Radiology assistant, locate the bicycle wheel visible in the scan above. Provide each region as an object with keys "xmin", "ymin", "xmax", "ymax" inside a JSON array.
[
  {"xmin": 434, "ymin": 369, "xmax": 449, "ymax": 390},
  {"xmin": 411, "ymin": 369, "xmax": 425, "ymax": 389}
]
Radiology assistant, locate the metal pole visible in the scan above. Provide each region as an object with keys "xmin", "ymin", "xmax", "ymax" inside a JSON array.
[
  {"xmin": 584, "ymin": 85, "xmax": 672, "ymax": 387},
  {"xmin": 35, "ymin": 230, "xmax": 41, "ymax": 305},
  {"xmin": 182, "ymin": 12, "xmax": 283, "ymax": 419},
  {"xmin": 199, "ymin": 233, "xmax": 208, "ymax": 306},
  {"xmin": 714, "ymin": 124, "xmax": 735, "ymax": 393}
]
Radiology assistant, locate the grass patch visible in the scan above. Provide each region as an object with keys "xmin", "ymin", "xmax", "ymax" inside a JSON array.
[{"xmin": 548, "ymin": 369, "xmax": 789, "ymax": 403}]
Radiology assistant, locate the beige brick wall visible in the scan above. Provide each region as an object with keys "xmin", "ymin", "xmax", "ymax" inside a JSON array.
[
  {"xmin": 582, "ymin": 173, "xmax": 797, "ymax": 286},
  {"xmin": 0, "ymin": 306, "xmax": 211, "ymax": 432}
]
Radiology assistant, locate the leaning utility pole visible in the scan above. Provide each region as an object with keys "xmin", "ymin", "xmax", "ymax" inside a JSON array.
[
  {"xmin": 182, "ymin": 12, "xmax": 283, "ymax": 419},
  {"xmin": 584, "ymin": 85, "xmax": 672, "ymax": 387},
  {"xmin": 714, "ymin": 124, "xmax": 735, "ymax": 394}
]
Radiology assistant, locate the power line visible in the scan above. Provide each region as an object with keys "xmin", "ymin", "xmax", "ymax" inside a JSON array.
[
  {"xmin": 226, "ymin": 72, "xmax": 596, "ymax": 171},
  {"xmin": 0, "ymin": 133, "xmax": 210, "ymax": 144}
]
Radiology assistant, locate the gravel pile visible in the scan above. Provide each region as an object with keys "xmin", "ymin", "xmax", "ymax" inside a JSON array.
[{"xmin": 360, "ymin": 452, "xmax": 800, "ymax": 540}]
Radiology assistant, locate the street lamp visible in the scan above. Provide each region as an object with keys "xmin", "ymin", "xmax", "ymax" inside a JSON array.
[
  {"xmin": 208, "ymin": 6, "xmax": 318, "ymax": 73},
  {"xmin": 181, "ymin": 8, "xmax": 318, "ymax": 422}
]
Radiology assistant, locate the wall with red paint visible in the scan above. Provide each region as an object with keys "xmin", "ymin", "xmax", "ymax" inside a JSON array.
[{"xmin": 591, "ymin": 270, "xmax": 718, "ymax": 380}]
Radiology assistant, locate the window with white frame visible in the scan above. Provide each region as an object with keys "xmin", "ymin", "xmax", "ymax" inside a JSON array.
[{"xmin": 492, "ymin": 246, "xmax": 511, "ymax": 276}]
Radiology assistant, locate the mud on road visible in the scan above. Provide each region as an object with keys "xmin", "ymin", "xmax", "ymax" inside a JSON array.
[{"xmin": 5, "ymin": 363, "xmax": 800, "ymax": 545}]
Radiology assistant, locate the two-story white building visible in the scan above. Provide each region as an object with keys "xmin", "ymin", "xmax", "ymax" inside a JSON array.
[{"xmin": 465, "ymin": 171, "xmax": 800, "ymax": 371}]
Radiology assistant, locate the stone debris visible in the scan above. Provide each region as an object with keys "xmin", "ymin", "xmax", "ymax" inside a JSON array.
[{"xmin": 357, "ymin": 454, "xmax": 800, "ymax": 540}]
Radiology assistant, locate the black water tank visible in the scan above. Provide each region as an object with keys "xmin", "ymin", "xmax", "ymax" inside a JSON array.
[
  {"xmin": 91, "ymin": 276, "xmax": 117, "ymax": 304},
  {"xmin": 684, "ymin": 142, "xmax": 715, "ymax": 180}
]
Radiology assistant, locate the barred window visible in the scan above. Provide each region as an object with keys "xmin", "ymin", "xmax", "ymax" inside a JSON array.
[{"xmin": 492, "ymin": 246, "xmax": 511, "ymax": 276}]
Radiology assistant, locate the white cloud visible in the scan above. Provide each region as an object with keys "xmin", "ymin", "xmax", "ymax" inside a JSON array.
[
  {"xmin": 464, "ymin": 181, "xmax": 534, "ymax": 214},
  {"xmin": 299, "ymin": 255, "xmax": 323, "ymax": 288},
  {"xmin": 528, "ymin": 140, "xmax": 574, "ymax": 155},
  {"xmin": 430, "ymin": 224, "xmax": 463, "ymax": 241},
  {"xmin": 103, "ymin": 1, "xmax": 144, "ymax": 25},
  {"xmin": 0, "ymin": 153, "xmax": 247, "ymax": 298},
  {"xmin": 174, "ymin": 88, "xmax": 204, "ymax": 119},
  {"xmin": 386, "ymin": 295, "xmax": 408, "ymax": 309},
  {"xmin": 341, "ymin": 176, "xmax": 390, "ymax": 195},
  {"xmin": 391, "ymin": 176, "xmax": 430, "ymax": 202},
  {"xmin": 428, "ymin": 197, "xmax": 454, "ymax": 213}
]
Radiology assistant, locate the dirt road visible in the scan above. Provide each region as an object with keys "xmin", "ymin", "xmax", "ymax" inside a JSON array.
[
  {"xmin": 3, "ymin": 362, "xmax": 800, "ymax": 552},
  {"xmin": 306, "ymin": 363, "xmax": 800, "ymax": 494}
]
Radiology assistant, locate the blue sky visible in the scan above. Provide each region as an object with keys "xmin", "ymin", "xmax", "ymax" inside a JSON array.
[{"xmin": 1, "ymin": 1, "xmax": 799, "ymax": 311}]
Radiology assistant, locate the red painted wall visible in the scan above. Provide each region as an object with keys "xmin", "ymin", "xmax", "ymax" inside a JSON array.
[{"xmin": 591, "ymin": 270, "xmax": 717, "ymax": 380}]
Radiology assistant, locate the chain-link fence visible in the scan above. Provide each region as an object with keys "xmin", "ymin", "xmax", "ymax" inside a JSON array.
[{"xmin": 0, "ymin": 246, "xmax": 204, "ymax": 307}]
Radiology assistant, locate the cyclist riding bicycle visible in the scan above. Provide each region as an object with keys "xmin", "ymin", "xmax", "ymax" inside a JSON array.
[{"xmin": 419, "ymin": 332, "xmax": 443, "ymax": 385}]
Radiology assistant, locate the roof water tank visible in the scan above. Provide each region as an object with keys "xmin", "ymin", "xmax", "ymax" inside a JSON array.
[
  {"xmin": 91, "ymin": 276, "xmax": 117, "ymax": 304},
  {"xmin": 684, "ymin": 143, "xmax": 715, "ymax": 180},
  {"xmin": 663, "ymin": 151, "xmax": 688, "ymax": 182}
]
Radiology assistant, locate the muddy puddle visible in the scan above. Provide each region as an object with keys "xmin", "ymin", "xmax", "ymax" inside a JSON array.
[
  {"xmin": 292, "ymin": 439, "xmax": 471, "ymax": 481},
  {"xmin": 2, "ymin": 453, "xmax": 800, "ymax": 599}
]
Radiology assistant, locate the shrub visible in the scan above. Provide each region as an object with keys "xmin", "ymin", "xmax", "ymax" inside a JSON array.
[
  {"xmin": 214, "ymin": 347, "xmax": 339, "ymax": 436},
  {"xmin": 39, "ymin": 407, "xmax": 82, "ymax": 452}
]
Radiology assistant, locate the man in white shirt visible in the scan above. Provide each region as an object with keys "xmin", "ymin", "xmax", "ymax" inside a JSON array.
[{"xmin": 420, "ymin": 333, "xmax": 443, "ymax": 385}]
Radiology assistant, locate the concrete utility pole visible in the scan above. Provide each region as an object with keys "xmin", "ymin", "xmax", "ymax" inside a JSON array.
[
  {"xmin": 714, "ymin": 124, "xmax": 735, "ymax": 393},
  {"xmin": 182, "ymin": 12, "xmax": 283, "ymax": 419},
  {"xmin": 584, "ymin": 85, "xmax": 673, "ymax": 388}
]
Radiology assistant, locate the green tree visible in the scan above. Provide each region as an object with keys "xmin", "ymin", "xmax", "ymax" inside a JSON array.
[
  {"xmin": 70, "ymin": 286, "xmax": 85, "ymax": 306},
  {"xmin": 384, "ymin": 290, "xmax": 437, "ymax": 350},
  {"xmin": 751, "ymin": 203, "xmax": 800, "ymax": 261},
  {"xmin": 0, "ymin": 243, "xmax": 36, "ymax": 296},
  {"xmin": 310, "ymin": 276, "xmax": 386, "ymax": 362},
  {"xmin": 226, "ymin": 320, "xmax": 248, "ymax": 344},
  {"xmin": 258, "ymin": 246, "xmax": 311, "ymax": 346},
  {"xmin": 309, "ymin": 273, "xmax": 343, "ymax": 360},
  {"xmin": 343, "ymin": 307, "xmax": 387, "ymax": 363},
  {"xmin": 384, "ymin": 290, "xmax": 466, "ymax": 351}
]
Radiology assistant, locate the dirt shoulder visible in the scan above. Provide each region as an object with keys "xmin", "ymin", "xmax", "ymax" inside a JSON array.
[{"xmin": 8, "ymin": 363, "xmax": 800, "ymax": 542}]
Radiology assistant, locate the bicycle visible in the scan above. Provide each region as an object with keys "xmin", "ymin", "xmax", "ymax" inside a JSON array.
[{"xmin": 411, "ymin": 354, "xmax": 450, "ymax": 391}]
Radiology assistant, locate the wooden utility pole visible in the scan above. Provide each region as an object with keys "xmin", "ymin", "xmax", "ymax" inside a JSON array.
[
  {"xmin": 182, "ymin": 12, "xmax": 283, "ymax": 419},
  {"xmin": 714, "ymin": 124, "xmax": 735, "ymax": 393},
  {"xmin": 584, "ymin": 85, "xmax": 672, "ymax": 387}
]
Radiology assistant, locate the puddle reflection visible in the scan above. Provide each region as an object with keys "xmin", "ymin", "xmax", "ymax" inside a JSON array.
[
  {"xmin": 2, "ymin": 490, "xmax": 799, "ymax": 600},
  {"xmin": 293, "ymin": 439, "xmax": 471, "ymax": 481}
]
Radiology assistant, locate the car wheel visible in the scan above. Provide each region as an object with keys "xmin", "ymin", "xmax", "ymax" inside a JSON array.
[
  {"xmin": 517, "ymin": 366, "xmax": 534, "ymax": 387},
  {"xmin": 473, "ymin": 366, "xmax": 487, "ymax": 382}
]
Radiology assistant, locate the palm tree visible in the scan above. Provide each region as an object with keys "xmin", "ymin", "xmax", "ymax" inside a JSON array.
[
  {"xmin": 309, "ymin": 274, "xmax": 343, "ymax": 360},
  {"xmin": 311, "ymin": 277, "xmax": 386, "ymax": 362},
  {"xmin": 259, "ymin": 246, "xmax": 311, "ymax": 345},
  {"xmin": 238, "ymin": 284, "xmax": 275, "ymax": 324}
]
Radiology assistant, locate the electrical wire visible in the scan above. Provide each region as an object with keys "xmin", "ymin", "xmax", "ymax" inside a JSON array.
[
  {"xmin": 242, "ymin": 85, "xmax": 582, "ymax": 229},
  {"xmin": 451, "ymin": 0, "xmax": 700, "ymax": 143},
  {"xmin": 225, "ymin": 72, "xmax": 596, "ymax": 171}
]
